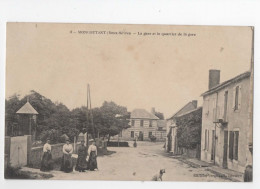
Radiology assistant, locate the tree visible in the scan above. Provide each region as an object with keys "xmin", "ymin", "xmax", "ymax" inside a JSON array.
[
  {"xmin": 175, "ymin": 108, "xmax": 202, "ymax": 149},
  {"xmin": 97, "ymin": 101, "xmax": 129, "ymax": 141},
  {"xmin": 5, "ymin": 91, "xmax": 130, "ymax": 144},
  {"xmin": 5, "ymin": 94, "xmax": 22, "ymax": 135}
]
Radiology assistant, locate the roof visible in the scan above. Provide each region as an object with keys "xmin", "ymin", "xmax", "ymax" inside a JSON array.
[
  {"xmin": 131, "ymin": 109, "xmax": 159, "ymax": 120},
  {"xmin": 167, "ymin": 101, "xmax": 197, "ymax": 120},
  {"xmin": 201, "ymin": 71, "xmax": 251, "ymax": 97},
  {"xmin": 16, "ymin": 102, "xmax": 39, "ymax": 114},
  {"xmin": 175, "ymin": 107, "xmax": 202, "ymax": 118},
  {"xmin": 157, "ymin": 120, "xmax": 167, "ymax": 128}
]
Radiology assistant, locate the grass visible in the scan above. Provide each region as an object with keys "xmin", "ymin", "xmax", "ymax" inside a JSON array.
[{"xmin": 5, "ymin": 165, "xmax": 53, "ymax": 179}]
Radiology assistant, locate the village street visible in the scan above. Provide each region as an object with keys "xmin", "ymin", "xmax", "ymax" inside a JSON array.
[{"xmin": 27, "ymin": 141, "xmax": 230, "ymax": 181}]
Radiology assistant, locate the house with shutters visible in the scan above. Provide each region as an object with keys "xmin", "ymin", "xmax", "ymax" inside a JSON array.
[
  {"xmin": 121, "ymin": 108, "xmax": 166, "ymax": 141},
  {"xmin": 200, "ymin": 70, "xmax": 253, "ymax": 173}
]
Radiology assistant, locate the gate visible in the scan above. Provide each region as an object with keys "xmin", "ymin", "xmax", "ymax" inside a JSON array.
[{"xmin": 10, "ymin": 136, "xmax": 28, "ymax": 167}]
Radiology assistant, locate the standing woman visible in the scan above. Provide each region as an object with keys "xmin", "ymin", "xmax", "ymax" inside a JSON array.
[
  {"xmin": 88, "ymin": 139, "xmax": 98, "ymax": 171},
  {"xmin": 40, "ymin": 138, "xmax": 53, "ymax": 171},
  {"xmin": 75, "ymin": 140, "xmax": 88, "ymax": 172},
  {"xmin": 60, "ymin": 139, "xmax": 74, "ymax": 173}
]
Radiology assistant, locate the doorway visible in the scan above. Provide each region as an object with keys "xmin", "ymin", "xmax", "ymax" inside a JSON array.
[{"xmin": 139, "ymin": 131, "xmax": 143, "ymax": 141}]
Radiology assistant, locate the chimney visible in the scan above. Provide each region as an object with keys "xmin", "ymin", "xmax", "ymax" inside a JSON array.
[
  {"xmin": 209, "ymin": 70, "xmax": 220, "ymax": 89},
  {"xmin": 151, "ymin": 107, "xmax": 156, "ymax": 115},
  {"xmin": 191, "ymin": 100, "xmax": 197, "ymax": 108}
]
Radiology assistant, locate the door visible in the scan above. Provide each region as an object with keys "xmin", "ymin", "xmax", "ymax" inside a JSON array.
[
  {"xmin": 223, "ymin": 131, "xmax": 228, "ymax": 168},
  {"xmin": 10, "ymin": 136, "xmax": 28, "ymax": 167},
  {"xmin": 139, "ymin": 131, "xmax": 143, "ymax": 141}
]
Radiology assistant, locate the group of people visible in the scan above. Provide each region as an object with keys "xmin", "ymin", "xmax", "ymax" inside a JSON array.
[{"xmin": 40, "ymin": 138, "xmax": 98, "ymax": 173}]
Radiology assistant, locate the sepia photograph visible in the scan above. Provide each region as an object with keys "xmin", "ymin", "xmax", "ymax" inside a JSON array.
[{"xmin": 4, "ymin": 23, "xmax": 253, "ymax": 182}]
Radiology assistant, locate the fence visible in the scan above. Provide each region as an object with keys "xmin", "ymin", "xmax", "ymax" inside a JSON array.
[{"xmin": 5, "ymin": 135, "xmax": 108, "ymax": 169}]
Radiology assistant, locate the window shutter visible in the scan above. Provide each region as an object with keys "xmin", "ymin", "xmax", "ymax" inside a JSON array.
[
  {"xmin": 207, "ymin": 130, "xmax": 210, "ymax": 150},
  {"xmin": 204, "ymin": 129, "xmax": 207, "ymax": 150},
  {"xmin": 234, "ymin": 131, "xmax": 239, "ymax": 160},
  {"xmin": 232, "ymin": 87, "xmax": 236, "ymax": 110},
  {"xmin": 238, "ymin": 86, "xmax": 242, "ymax": 110},
  {"xmin": 229, "ymin": 131, "xmax": 234, "ymax": 160}
]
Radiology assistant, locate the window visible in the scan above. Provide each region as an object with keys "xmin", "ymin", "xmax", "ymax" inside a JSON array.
[
  {"xmin": 149, "ymin": 132, "xmax": 152, "ymax": 138},
  {"xmin": 131, "ymin": 131, "xmax": 134, "ymax": 138},
  {"xmin": 149, "ymin": 120, "xmax": 152, "ymax": 127},
  {"xmin": 158, "ymin": 127, "xmax": 163, "ymax": 131},
  {"xmin": 140, "ymin": 120, "xmax": 144, "ymax": 127},
  {"xmin": 131, "ymin": 120, "xmax": 135, "ymax": 126},
  {"xmin": 233, "ymin": 131, "xmax": 239, "ymax": 160},
  {"xmin": 234, "ymin": 86, "xmax": 239, "ymax": 110},
  {"xmin": 224, "ymin": 91, "xmax": 228, "ymax": 121},
  {"xmin": 229, "ymin": 131, "xmax": 239, "ymax": 160}
]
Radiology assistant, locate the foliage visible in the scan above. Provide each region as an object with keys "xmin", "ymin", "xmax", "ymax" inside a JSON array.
[
  {"xmin": 5, "ymin": 94, "xmax": 23, "ymax": 135},
  {"xmin": 39, "ymin": 129, "xmax": 63, "ymax": 144},
  {"xmin": 150, "ymin": 135, "xmax": 157, "ymax": 142},
  {"xmin": 6, "ymin": 91, "xmax": 129, "ymax": 143},
  {"xmin": 96, "ymin": 101, "xmax": 130, "ymax": 140},
  {"xmin": 175, "ymin": 108, "xmax": 202, "ymax": 149}
]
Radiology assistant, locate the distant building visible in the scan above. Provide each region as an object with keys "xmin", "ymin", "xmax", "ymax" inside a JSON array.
[
  {"xmin": 166, "ymin": 100, "xmax": 198, "ymax": 153},
  {"xmin": 201, "ymin": 70, "xmax": 252, "ymax": 173},
  {"xmin": 121, "ymin": 108, "xmax": 166, "ymax": 141}
]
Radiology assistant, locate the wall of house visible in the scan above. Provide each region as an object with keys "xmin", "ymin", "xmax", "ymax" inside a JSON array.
[
  {"xmin": 201, "ymin": 77, "xmax": 250, "ymax": 173},
  {"xmin": 165, "ymin": 119, "xmax": 177, "ymax": 152},
  {"xmin": 121, "ymin": 119, "xmax": 158, "ymax": 141},
  {"xmin": 154, "ymin": 130, "xmax": 166, "ymax": 141}
]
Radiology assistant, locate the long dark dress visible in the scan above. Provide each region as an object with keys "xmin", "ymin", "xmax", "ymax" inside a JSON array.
[
  {"xmin": 60, "ymin": 154, "xmax": 73, "ymax": 173},
  {"xmin": 75, "ymin": 145, "xmax": 88, "ymax": 171},
  {"xmin": 244, "ymin": 165, "xmax": 253, "ymax": 182},
  {"xmin": 88, "ymin": 151, "xmax": 97, "ymax": 171},
  {"xmin": 40, "ymin": 151, "xmax": 53, "ymax": 172}
]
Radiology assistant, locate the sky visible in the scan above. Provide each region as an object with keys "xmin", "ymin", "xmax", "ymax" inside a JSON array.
[{"xmin": 6, "ymin": 23, "xmax": 253, "ymax": 118}]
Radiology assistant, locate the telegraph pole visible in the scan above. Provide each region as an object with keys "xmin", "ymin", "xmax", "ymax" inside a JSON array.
[{"xmin": 87, "ymin": 84, "xmax": 95, "ymax": 140}]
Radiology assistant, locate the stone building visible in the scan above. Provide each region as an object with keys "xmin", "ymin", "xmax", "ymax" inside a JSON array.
[
  {"xmin": 200, "ymin": 70, "xmax": 253, "ymax": 173},
  {"xmin": 121, "ymin": 108, "xmax": 166, "ymax": 141}
]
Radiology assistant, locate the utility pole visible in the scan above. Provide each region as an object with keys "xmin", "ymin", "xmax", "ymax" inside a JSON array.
[{"xmin": 87, "ymin": 84, "xmax": 95, "ymax": 140}]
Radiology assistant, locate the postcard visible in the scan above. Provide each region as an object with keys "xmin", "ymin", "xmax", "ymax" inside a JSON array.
[{"xmin": 4, "ymin": 23, "xmax": 253, "ymax": 181}]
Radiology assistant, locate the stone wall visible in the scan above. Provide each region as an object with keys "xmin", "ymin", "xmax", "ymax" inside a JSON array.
[{"xmin": 29, "ymin": 143, "xmax": 64, "ymax": 168}]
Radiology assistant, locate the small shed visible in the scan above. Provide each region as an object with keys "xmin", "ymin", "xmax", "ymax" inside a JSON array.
[{"xmin": 16, "ymin": 100, "xmax": 38, "ymax": 136}]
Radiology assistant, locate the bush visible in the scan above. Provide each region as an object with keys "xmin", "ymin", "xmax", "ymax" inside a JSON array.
[
  {"xmin": 150, "ymin": 135, "xmax": 156, "ymax": 142},
  {"xmin": 107, "ymin": 141, "xmax": 129, "ymax": 147},
  {"xmin": 5, "ymin": 166, "xmax": 30, "ymax": 179},
  {"xmin": 40, "ymin": 129, "xmax": 63, "ymax": 144}
]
